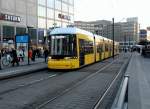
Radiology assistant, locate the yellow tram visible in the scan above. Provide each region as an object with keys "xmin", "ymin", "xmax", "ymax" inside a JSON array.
[{"xmin": 48, "ymin": 27, "xmax": 119, "ymax": 69}]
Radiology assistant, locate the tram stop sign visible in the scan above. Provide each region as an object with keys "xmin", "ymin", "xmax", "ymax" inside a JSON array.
[{"xmin": 15, "ymin": 35, "xmax": 29, "ymax": 43}]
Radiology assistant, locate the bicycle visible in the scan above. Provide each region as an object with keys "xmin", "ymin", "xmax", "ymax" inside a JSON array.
[{"xmin": 2, "ymin": 54, "xmax": 12, "ymax": 66}]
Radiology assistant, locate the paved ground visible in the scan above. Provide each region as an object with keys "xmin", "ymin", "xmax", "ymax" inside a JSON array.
[
  {"xmin": 0, "ymin": 54, "xmax": 130, "ymax": 109},
  {"xmin": 0, "ymin": 57, "xmax": 47, "ymax": 80},
  {"xmin": 126, "ymin": 52, "xmax": 150, "ymax": 109},
  {"xmin": 1, "ymin": 57, "xmax": 45, "ymax": 69}
]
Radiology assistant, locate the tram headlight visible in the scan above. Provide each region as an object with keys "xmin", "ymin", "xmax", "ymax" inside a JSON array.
[
  {"xmin": 64, "ymin": 57, "xmax": 71, "ymax": 59},
  {"xmin": 48, "ymin": 57, "xmax": 52, "ymax": 60}
]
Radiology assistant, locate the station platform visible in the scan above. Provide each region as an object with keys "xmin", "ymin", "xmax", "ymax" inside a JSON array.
[
  {"xmin": 126, "ymin": 52, "xmax": 150, "ymax": 109},
  {"xmin": 0, "ymin": 60, "xmax": 47, "ymax": 80}
]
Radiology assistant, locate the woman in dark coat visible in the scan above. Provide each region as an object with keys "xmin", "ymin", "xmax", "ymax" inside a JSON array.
[{"xmin": 11, "ymin": 48, "xmax": 19, "ymax": 66}]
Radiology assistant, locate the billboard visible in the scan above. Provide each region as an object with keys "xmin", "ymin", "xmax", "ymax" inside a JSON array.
[{"xmin": 15, "ymin": 35, "xmax": 29, "ymax": 43}]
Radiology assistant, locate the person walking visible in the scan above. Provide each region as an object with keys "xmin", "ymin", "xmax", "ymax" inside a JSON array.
[
  {"xmin": 18, "ymin": 48, "xmax": 24, "ymax": 62},
  {"xmin": 32, "ymin": 48, "xmax": 36, "ymax": 61},
  {"xmin": 11, "ymin": 48, "xmax": 19, "ymax": 66},
  {"xmin": 44, "ymin": 48, "xmax": 49, "ymax": 63},
  {"xmin": 28, "ymin": 49, "xmax": 32, "ymax": 61}
]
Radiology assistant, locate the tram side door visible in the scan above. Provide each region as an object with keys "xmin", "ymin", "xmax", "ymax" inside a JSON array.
[{"xmin": 79, "ymin": 39, "xmax": 85, "ymax": 66}]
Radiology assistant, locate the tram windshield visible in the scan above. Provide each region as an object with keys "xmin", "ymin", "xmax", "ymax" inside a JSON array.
[{"xmin": 49, "ymin": 34, "xmax": 77, "ymax": 58}]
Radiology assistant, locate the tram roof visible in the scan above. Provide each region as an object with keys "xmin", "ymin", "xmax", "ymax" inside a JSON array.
[
  {"xmin": 94, "ymin": 34, "xmax": 104, "ymax": 39},
  {"xmin": 50, "ymin": 27, "xmax": 94, "ymax": 36}
]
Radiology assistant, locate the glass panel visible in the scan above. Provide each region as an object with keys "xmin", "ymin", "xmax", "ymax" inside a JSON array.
[
  {"xmin": 47, "ymin": 20, "xmax": 54, "ymax": 28},
  {"xmin": 55, "ymin": 11, "xmax": 61, "ymax": 20},
  {"xmin": 47, "ymin": 0, "xmax": 54, "ymax": 8},
  {"xmin": 38, "ymin": 18, "xmax": 46, "ymax": 29},
  {"xmin": 55, "ymin": 21, "xmax": 61, "ymax": 27},
  {"xmin": 16, "ymin": 27, "xmax": 26, "ymax": 35},
  {"xmin": 70, "ymin": 14, "xmax": 74, "ymax": 23},
  {"xmin": 38, "ymin": 0, "xmax": 46, "ymax": 6},
  {"xmin": 38, "ymin": 29, "xmax": 44, "ymax": 41},
  {"xmin": 69, "ymin": 0, "xmax": 74, "ymax": 5},
  {"xmin": 62, "ymin": 22, "xmax": 68, "ymax": 27},
  {"xmin": 69, "ymin": 6, "xmax": 73, "ymax": 14},
  {"xmin": 29, "ymin": 28, "xmax": 37, "ymax": 40},
  {"xmin": 63, "ymin": 0, "xmax": 68, "ymax": 2},
  {"xmin": 62, "ymin": 3, "xmax": 68, "ymax": 12},
  {"xmin": 47, "ymin": 8, "xmax": 54, "ymax": 18},
  {"xmin": 3, "ymin": 26, "xmax": 14, "ymax": 38},
  {"xmin": 55, "ymin": 0, "xmax": 61, "ymax": 10},
  {"xmin": 50, "ymin": 34, "xmax": 76, "ymax": 57},
  {"xmin": 38, "ymin": 6, "xmax": 46, "ymax": 17}
]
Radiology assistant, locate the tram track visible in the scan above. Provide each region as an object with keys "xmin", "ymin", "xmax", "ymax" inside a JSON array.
[
  {"xmin": 34, "ymin": 59, "xmax": 117, "ymax": 109},
  {"xmin": 0, "ymin": 56, "xmax": 122, "ymax": 109},
  {"xmin": 32, "ymin": 56, "xmax": 129, "ymax": 109},
  {"xmin": 0, "ymin": 74, "xmax": 57, "ymax": 95},
  {"xmin": 0, "ymin": 70, "xmax": 62, "ymax": 95},
  {"xmin": 0, "ymin": 57, "xmax": 113, "ymax": 96},
  {"xmin": 93, "ymin": 57, "xmax": 130, "ymax": 109}
]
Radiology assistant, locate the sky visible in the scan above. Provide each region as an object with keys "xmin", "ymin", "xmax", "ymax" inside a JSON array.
[{"xmin": 74, "ymin": 0, "xmax": 150, "ymax": 29}]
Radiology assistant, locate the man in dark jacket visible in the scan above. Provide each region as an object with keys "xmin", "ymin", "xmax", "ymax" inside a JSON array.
[
  {"xmin": 11, "ymin": 48, "xmax": 19, "ymax": 66},
  {"xmin": 44, "ymin": 48, "xmax": 49, "ymax": 63}
]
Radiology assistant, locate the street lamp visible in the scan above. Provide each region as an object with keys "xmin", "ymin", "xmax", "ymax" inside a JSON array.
[{"xmin": 112, "ymin": 18, "xmax": 115, "ymax": 59}]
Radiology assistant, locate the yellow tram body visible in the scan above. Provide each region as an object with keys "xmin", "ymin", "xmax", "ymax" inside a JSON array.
[{"xmin": 48, "ymin": 27, "xmax": 119, "ymax": 70}]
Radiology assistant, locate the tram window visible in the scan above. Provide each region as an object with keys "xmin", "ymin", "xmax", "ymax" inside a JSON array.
[
  {"xmin": 105, "ymin": 44, "xmax": 109, "ymax": 51},
  {"xmin": 97, "ymin": 44, "xmax": 103, "ymax": 53},
  {"xmin": 50, "ymin": 34, "xmax": 77, "ymax": 57}
]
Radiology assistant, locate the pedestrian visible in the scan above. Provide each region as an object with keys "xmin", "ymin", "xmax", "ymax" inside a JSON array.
[
  {"xmin": 32, "ymin": 48, "xmax": 36, "ymax": 61},
  {"xmin": 11, "ymin": 48, "xmax": 19, "ymax": 66},
  {"xmin": 44, "ymin": 48, "xmax": 49, "ymax": 63},
  {"xmin": 18, "ymin": 48, "xmax": 24, "ymax": 62},
  {"xmin": 28, "ymin": 49, "xmax": 32, "ymax": 61}
]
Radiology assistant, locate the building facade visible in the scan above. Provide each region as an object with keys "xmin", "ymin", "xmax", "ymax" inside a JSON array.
[
  {"xmin": 119, "ymin": 17, "xmax": 139, "ymax": 50},
  {"xmin": 139, "ymin": 29, "xmax": 150, "ymax": 42},
  {"xmin": 0, "ymin": 0, "xmax": 74, "ymax": 49},
  {"xmin": 75, "ymin": 17, "xmax": 139, "ymax": 51},
  {"xmin": 75, "ymin": 20, "xmax": 122, "ymax": 40}
]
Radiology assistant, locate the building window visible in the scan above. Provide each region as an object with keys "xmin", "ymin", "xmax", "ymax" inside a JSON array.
[
  {"xmin": 38, "ymin": 29, "xmax": 44, "ymax": 41},
  {"xmin": 69, "ymin": 6, "xmax": 73, "ymax": 14},
  {"xmin": 47, "ymin": 8, "xmax": 54, "ymax": 19},
  {"xmin": 69, "ymin": 0, "xmax": 74, "ymax": 5},
  {"xmin": 63, "ymin": 0, "xmax": 68, "ymax": 3},
  {"xmin": 16, "ymin": 27, "xmax": 26, "ymax": 35},
  {"xmin": 38, "ymin": 0, "xmax": 46, "ymax": 6},
  {"xmin": 55, "ymin": 11, "xmax": 61, "ymax": 20},
  {"xmin": 38, "ymin": 6, "xmax": 46, "ymax": 17},
  {"xmin": 29, "ymin": 28, "xmax": 37, "ymax": 40},
  {"xmin": 70, "ymin": 14, "xmax": 74, "ymax": 23},
  {"xmin": 3, "ymin": 26, "xmax": 14, "ymax": 39},
  {"xmin": 47, "ymin": 0, "xmax": 54, "ymax": 8},
  {"xmin": 55, "ymin": 0, "xmax": 61, "ymax": 10},
  {"xmin": 55, "ymin": 21, "xmax": 61, "ymax": 27},
  {"xmin": 47, "ymin": 20, "xmax": 54, "ymax": 28},
  {"xmin": 62, "ymin": 22, "xmax": 68, "ymax": 27},
  {"xmin": 38, "ymin": 18, "xmax": 46, "ymax": 29},
  {"xmin": 62, "ymin": 3, "xmax": 68, "ymax": 12}
]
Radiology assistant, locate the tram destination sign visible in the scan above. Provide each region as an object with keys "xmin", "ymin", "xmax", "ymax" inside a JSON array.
[{"xmin": 0, "ymin": 13, "xmax": 21, "ymax": 22}]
